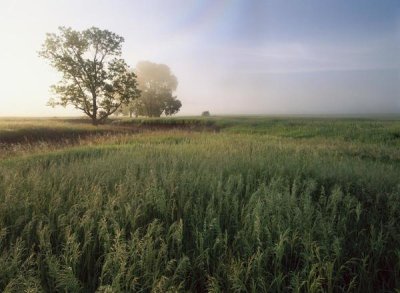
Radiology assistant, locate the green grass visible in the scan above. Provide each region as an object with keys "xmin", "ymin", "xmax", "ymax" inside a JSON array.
[
  {"xmin": 0, "ymin": 116, "xmax": 400, "ymax": 292},
  {"xmin": 0, "ymin": 118, "xmax": 122, "ymax": 144}
]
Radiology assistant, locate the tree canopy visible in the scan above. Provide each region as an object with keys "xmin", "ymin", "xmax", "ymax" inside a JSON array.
[
  {"xmin": 39, "ymin": 27, "xmax": 140, "ymax": 124},
  {"xmin": 121, "ymin": 61, "xmax": 182, "ymax": 117}
]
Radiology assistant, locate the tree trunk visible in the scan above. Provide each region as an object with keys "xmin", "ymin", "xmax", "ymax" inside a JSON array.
[{"xmin": 92, "ymin": 93, "xmax": 98, "ymax": 124}]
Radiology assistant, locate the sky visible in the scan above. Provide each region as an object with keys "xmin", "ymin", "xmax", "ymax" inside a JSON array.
[{"xmin": 0, "ymin": 0, "xmax": 399, "ymax": 116}]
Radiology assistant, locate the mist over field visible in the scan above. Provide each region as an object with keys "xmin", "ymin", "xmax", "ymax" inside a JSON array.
[
  {"xmin": 0, "ymin": 0, "xmax": 399, "ymax": 116},
  {"xmin": 1, "ymin": 1, "xmax": 400, "ymax": 291}
]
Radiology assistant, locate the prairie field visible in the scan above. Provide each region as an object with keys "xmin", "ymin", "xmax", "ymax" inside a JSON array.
[{"xmin": 0, "ymin": 116, "xmax": 400, "ymax": 292}]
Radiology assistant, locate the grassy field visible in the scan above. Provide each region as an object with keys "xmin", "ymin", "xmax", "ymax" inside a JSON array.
[{"xmin": 0, "ymin": 116, "xmax": 400, "ymax": 292}]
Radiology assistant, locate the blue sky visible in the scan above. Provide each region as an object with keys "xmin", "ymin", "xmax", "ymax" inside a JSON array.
[{"xmin": 0, "ymin": 0, "xmax": 399, "ymax": 115}]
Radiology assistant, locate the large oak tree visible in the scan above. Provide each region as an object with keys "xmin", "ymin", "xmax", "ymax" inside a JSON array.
[{"xmin": 39, "ymin": 27, "xmax": 140, "ymax": 124}]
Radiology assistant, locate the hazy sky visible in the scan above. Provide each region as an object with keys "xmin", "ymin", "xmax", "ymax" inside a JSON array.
[{"xmin": 0, "ymin": 0, "xmax": 399, "ymax": 116}]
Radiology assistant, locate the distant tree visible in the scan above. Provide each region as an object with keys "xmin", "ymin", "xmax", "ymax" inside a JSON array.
[
  {"xmin": 39, "ymin": 27, "xmax": 140, "ymax": 125},
  {"xmin": 164, "ymin": 96, "xmax": 182, "ymax": 116},
  {"xmin": 116, "ymin": 99, "xmax": 141, "ymax": 117},
  {"xmin": 201, "ymin": 111, "xmax": 210, "ymax": 117},
  {"xmin": 122, "ymin": 61, "xmax": 182, "ymax": 117}
]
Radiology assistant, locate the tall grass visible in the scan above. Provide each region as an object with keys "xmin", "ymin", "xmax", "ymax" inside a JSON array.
[{"xmin": 0, "ymin": 119, "xmax": 399, "ymax": 292}]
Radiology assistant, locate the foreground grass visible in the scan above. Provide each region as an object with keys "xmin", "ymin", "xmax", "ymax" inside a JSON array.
[{"xmin": 0, "ymin": 117, "xmax": 400, "ymax": 292}]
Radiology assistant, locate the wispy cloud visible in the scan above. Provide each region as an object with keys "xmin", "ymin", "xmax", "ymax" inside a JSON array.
[{"xmin": 0, "ymin": 0, "xmax": 399, "ymax": 116}]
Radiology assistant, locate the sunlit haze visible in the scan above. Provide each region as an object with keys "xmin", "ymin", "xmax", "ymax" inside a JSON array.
[{"xmin": 0, "ymin": 0, "xmax": 399, "ymax": 116}]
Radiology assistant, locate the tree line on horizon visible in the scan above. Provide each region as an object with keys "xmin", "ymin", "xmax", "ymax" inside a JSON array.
[{"xmin": 39, "ymin": 27, "xmax": 182, "ymax": 125}]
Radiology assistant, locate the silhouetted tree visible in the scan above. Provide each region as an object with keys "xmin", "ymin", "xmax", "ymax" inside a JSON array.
[
  {"xmin": 164, "ymin": 96, "xmax": 182, "ymax": 116},
  {"xmin": 39, "ymin": 27, "xmax": 140, "ymax": 125},
  {"xmin": 201, "ymin": 111, "xmax": 210, "ymax": 117}
]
